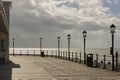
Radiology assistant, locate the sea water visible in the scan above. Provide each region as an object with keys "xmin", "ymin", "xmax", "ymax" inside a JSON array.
[
  {"xmin": 9, "ymin": 48, "xmax": 120, "ymax": 55},
  {"xmin": 9, "ymin": 48, "xmax": 120, "ymax": 62}
]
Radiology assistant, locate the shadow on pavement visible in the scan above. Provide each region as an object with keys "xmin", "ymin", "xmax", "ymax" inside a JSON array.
[{"xmin": 0, "ymin": 60, "xmax": 20, "ymax": 80}]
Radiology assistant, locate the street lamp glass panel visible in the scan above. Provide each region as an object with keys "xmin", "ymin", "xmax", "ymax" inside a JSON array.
[
  {"xmin": 110, "ymin": 24, "xmax": 116, "ymax": 33},
  {"xmin": 67, "ymin": 34, "xmax": 71, "ymax": 39},
  {"xmin": 82, "ymin": 30, "xmax": 87, "ymax": 37},
  {"xmin": 12, "ymin": 38, "xmax": 15, "ymax": 41},
  {"xmin": 40, "ymin": 38, "xmax": 42, "ymax": 40},
  {"xmin": 57, "ymin": 36, "xmax": 60, "ymax": 41}
]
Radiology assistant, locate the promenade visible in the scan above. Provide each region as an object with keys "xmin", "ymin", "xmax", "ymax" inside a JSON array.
[{"xmin": 0, "ymin": 56, "xmax": 120, "ymax": 80}]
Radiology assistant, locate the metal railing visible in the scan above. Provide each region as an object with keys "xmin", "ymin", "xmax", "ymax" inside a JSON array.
[{"xmin": 9, "ymin": 50, "xmax": 120, "ymax": 72}]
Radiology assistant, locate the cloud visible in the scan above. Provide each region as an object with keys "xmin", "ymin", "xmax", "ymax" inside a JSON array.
[
  {"xmin": 9, "ymin": 0, "xmax": 120, "ymax": 48},
  {"xmin": 30, "ymin": 0, "xmax": 36, "ymax": 6},
  {"xmin": 106, "ymin": 0, "xmax": 120, "ymax": 4}
]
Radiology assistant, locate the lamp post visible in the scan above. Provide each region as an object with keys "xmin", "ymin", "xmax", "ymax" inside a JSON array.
[
  {"xmin": 12, "ymin": 38, "xmax": 15, "ymax": 56},
  {"xmin": 40, "ymin": 38, "xmax": 42, "ymax": 54},
  {"xmin": 110, "ymin": 24, "xmax": 116, "ymax": 71},
  {"xmin": 82, "ymin": 30, "xmax": 87, "ymax": 64},
  {"xmin": 67, "ymin": 34, "xmax": 71, "ymax": 60},
  {"xmin": 57, "ymin": 36, "xmax": 60, "ymax": 58}
]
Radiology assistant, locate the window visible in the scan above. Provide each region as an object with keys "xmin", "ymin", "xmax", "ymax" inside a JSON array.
[{"xmin": 0, "ymin": 39, "xmax": 5, "ymax": 52}]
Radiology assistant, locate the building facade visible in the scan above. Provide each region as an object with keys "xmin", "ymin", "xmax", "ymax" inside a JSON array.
[{"xmin": 0, "ymin": 0, "xmax": 11, "ymax": 64}]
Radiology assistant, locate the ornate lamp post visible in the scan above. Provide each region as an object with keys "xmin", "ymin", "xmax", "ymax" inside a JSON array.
[
  {"xmin": 110, "ymin": 24, "xmax": 116, "ymax": 71},
  {"xmin": 82, "ymin": 30, "xmax": 87, "ymax": 64},
  {"xmin": 67, "ymin": 34, "xmax": 71, "ymax": 60},
  {"xmin": 40, "ymin": 38, "xmax": 42, "ymax": 54},
  {"xmin": 12, "ymin": 38, "xmax": 15, "ymax": 56},
  {"xmin": 57, "ymin": 36, "xmax": 60, "ymax": 58}
]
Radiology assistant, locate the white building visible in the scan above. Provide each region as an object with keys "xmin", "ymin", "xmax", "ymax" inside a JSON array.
[{"xmin": 0, "ymin": 0, "xmax": 11, "ymax": 64}]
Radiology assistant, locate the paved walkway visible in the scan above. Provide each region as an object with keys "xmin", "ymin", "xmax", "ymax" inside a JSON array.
[{"xmin": 0, "ymin": 56, "xmax": 120, "ymax": 80}]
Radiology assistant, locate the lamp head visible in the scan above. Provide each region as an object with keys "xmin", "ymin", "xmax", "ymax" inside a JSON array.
[
  {"xmin": 12, "ymin": 38, "xmax": 15, "ymax": 41},
  {"xmin": 57, "ymin": 36, "xmax": 60, "ymax": 41},
  {"xmin": 40, "ymin": 38, "xmax": 42, "ymax": 40},
  {"xmin": 110, "ymin": 24, "xmax": 116, "ymax": 33},
  {"xmin": 67, "ymin": 34, "xmax": 71, "ymax": 39},
  {"xmin": 82, "ymin": 30, "xmax": 87, "ymax": 37}
]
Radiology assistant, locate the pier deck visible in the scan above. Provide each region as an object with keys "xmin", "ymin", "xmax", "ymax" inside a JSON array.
[{"xmin": 0, "ymin": 56, "xmax": 120, "ymax": 80}]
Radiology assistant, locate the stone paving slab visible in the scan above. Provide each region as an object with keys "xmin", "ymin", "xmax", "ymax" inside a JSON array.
[
  {"xmin": 0, "ymin": 56, "xmax": 56, "ymax": 80},
  {"xmin": 1, "ymin": 56, "xmax": 120, "ymax": 80}
]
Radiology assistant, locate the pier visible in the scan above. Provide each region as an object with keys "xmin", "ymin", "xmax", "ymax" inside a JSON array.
[
  {"xmin": 9, "ymin": 49, "xmax": 120, "ymax": 71},
  {"xmin": 0, "ymin": 0, "xmax": 120, "ymax": 79},
  {"xmin": 0, "ymin": 55, "xmax": 120, "ymax": 80}
]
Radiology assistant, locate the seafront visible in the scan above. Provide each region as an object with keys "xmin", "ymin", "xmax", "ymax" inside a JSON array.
[
  {"xmin": 0, "ymin": 56, "xmax": 120, "ymax": 80},
  {"xmin": 9, "ymin": 49, "xmax": 120, "ymax": 71}
]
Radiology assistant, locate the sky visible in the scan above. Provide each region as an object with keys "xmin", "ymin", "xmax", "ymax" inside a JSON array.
[{"xmin": 9, "ymin": 0, "xmax": 120, "ymax": 48}]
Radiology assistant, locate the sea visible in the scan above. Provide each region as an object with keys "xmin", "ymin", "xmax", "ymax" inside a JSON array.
[
  {"xmin": 9, "ymin": 48, "xmax": 120, "ymax": 55},
  {"xmin": 9, "ymin": 48, "xmax": 120, "ymax": 62}
]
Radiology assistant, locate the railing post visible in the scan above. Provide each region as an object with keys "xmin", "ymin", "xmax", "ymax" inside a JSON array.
[
  {"xmin": 58, "ymin": 51, "xmax": 59, "ymax": 58},
  {"xmin": 53, "ymin": 51, "xmax": 54, "ymax": 57},
  {"xmin": 57, "ymin": 50, "xmax": 58, "ymax": 58},
  {"xmin": 103, "ymin": 54, "xmax": 106, "ymax": 69},
  {"xmin": 116, "ymin": 51, "xmax": 118, "ymax": 71},
  {"xmin": 60, "ymin": 51, "xmax": 62, "ymax": 59},
  {"xmin": 61, "ymin": 51, "xmax": 62, "ymax": 59},
  {"xmin": 34, "ymin": 50, "xmax": 35, "ymax": 56},
  {"xmin": 62, "ymin": 51, "xmax": 64, "ymax": 59},
  {"xmin": 54, "ymin": 51, "xmax": 55, "ymax": 58},
  {"xmin": 54, "ymin": 51, "xmax": 55, "ymax": 57},
  {"xmin": 72, "ymin": 52, "xmax": 73, "ymax": 61},
  {"xmin": 48, "ymin": 50, "xmax": 49, "ymax": 57},
  {"xmin": 45, "ymin": 50, "xmax": 46, "ymax": 56},
  {"xmin": 43, "ymin": 50, "xmax": 45, "ymax": 56},
  {"xmin": 66, "ymin": 51, "xmax": 67, "ymax": 60},
  {"xmin": 51, "ymin": 51, "xmax": 53, "ymax": 57},
  {"xmin": 56, "ymin": 51, "xmax": 57, "ymax": 58},
  {"xmin": 27, "ymin": 50, "xmax": 29, "ymax": 56},
  {"xmin": 60, "ymin": 51, "xmax": 61, "ymax": 58},
  {"xmin": 69, "ymin": 52, "xmax": 71, "ymax": 61},
  {"xmin": 96, "ymin": 54, "xmax": 98, "ymax": 67},
  {"xmin": 20, "ymin": 50, "xmax": 21, "ymax": 56},
  {"xmin": 75, "ymin": 52, "xmax": 77, "ymax": 62},
  {"xmin": 39, "ymin": 50, "xmax": 41, "ymax": 56},
  {"xmin": 50, "ymin": 50, "xmax": 51, "ymax": 57},
  {"xmin": 79, "ymin": 53, "xmax": 81, "ymax": 63},
  {"xmin": 63, "ymin": 51, "xmax": 65, "ymax": 59},
  {"xmin": 52, "ymin": 51, "xmax": 53, "ymax": 57},
  {"xmin": 56, "ymin": 50, "xmax": 58, "ymax": 58},
  {"xmin": 46, "ymin": 50, "xmax": 48, "ymax": 57}
]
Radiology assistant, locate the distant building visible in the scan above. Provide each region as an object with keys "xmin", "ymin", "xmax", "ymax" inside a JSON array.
[{"xmin": 0, "ymin": 0, "xmax": 11, "ymax": 64}]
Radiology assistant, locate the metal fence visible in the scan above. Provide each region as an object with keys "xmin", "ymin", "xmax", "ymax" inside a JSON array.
[{"xmin": 9, "ymin": 50, "xmax": 120, "ymax": 71}]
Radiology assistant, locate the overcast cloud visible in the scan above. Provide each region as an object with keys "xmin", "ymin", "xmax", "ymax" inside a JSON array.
[{"xmin": 9, "ymin": 0, "xmax": 120, "ymax": 48}]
